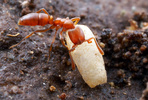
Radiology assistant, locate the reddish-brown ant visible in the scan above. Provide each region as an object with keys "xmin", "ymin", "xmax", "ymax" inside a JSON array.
[{"xmin": 10, "ymin": 8, "xmax": 104, "ymax": 70}]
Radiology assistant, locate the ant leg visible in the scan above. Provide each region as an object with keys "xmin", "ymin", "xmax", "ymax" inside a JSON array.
[
  {"xmin": 86, "ymin": 37, "xmax": 104, "ymax": 55},
  {"xmin": 58, "ymin": 28, "xmax": 76, "ymax": 69},
  {"xmin": 47, "ymin": 26, "xmax": 62, "ymax": 61},
  {"xmin": 86, "ymin": 37, "xmax": 93, "ymax": 43},
  {"xmin": 69, "ymin": 45, "xmax": 78, "ymax": 70},
  {"xmin": 71, "ymin": 17, "xmax": 80, "ymax": 25},
  {"xmin": 59, "ymin": 29, "xmax": 76, "ymax": 70},
  {"xmin": 69, "ymin": 52, "xmax": 75, "ymax": 70},
  {"xmin": 93, "ymin": 38, "xmax": 104, "ymax": 55},
  {"xmin": 47, "ymin": 29, "xmax": 58, "ymax": 62},
  {"xmin": 59, "ymin": 29, "xmax": 68, "ymax": 48},
  {"xmin": 36, "ymin": 8, "xmax": 49, "ymax": 14},
  {"xmin": 69, "ymin": 45, "xmax": 78, "ymax": 53},
  {"xmin": 9, "ymin": 26, "xmax": 55, "ymax": 49}
]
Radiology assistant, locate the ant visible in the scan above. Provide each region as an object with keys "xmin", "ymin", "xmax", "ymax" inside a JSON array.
[{"xmin": 10, "ymin": 8, "xmax": 104, "ymax": 70}]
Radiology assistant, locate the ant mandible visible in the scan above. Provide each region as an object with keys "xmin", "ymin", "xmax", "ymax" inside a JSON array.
[{"xmin": 9, "ymin": 8, "xmax": 104, "ymax": 70}]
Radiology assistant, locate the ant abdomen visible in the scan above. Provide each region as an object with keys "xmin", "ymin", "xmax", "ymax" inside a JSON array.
[{"xmin": 18, "ymin": 13, "xmax": 49, "ymax": 26}]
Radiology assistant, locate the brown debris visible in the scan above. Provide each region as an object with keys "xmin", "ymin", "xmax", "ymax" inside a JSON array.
[
  {"xmin": 8, "ymin": 86, "xmax": 22, "ymax": 94},
  {"xmin": 7, "ymin": 33, "xmax": 20, "ymax": 37},
  {"xmin": 49, "ymin": 85, "xmax": 56, "ymax": 92},
  {"xmin": 58, "ymin": 93, "xmax": 66, "ymax": 100},
  {"xmin": 127, "ymin": 19, "xmax": 138, "ymax": 30}
]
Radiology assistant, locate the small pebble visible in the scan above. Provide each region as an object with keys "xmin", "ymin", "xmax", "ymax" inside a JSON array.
[
  {"xmin": 143, "ymin": 58, "xmax": 148, "ymax": 64},
  {"xmin": 140, "ymin": 45, "xmax": 147, "ymax": 52},
  {"xmin": 58, "ymin": 93, "xmax": 66, "ymax": 100},
  {"xmin": 9, "ymin": 86, "xmax": 21, "ymax": 94},
  {"xmin": 50, "ymin": 85, "xmax": 56, "ymax": 92}
]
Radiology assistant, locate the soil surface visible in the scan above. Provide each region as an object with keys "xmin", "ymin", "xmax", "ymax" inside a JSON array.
[{"xmin": 0, "ymin": 0, "xmax": 148, "ymax": 100}]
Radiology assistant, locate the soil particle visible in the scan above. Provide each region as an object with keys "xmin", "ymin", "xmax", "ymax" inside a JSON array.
[
  {"xmin": 9, "ymin": 86, "xmax": 22, "ymax": 94},
  {"xmin": 49, "ymin": 85, "xmax": 56, "ymax": 92},
  {"xmin": 58, "ymin": 93, "xmax": 66, "ymax": 100}
]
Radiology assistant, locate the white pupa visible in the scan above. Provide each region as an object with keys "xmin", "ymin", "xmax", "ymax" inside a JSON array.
[{"xmin": 65, "ymin": 24, "xmax": 107, "ymax": 88}]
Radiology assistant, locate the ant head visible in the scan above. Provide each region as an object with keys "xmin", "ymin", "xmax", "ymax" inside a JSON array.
[{"xmin": 63, "ymin": 20, "xmax": 75, "ymax": 29}]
